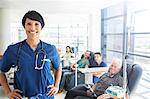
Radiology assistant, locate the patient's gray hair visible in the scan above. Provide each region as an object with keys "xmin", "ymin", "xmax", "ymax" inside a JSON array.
[{"xmin": 111, "ymin": 58, "xmax": 122, "ymax": 68}]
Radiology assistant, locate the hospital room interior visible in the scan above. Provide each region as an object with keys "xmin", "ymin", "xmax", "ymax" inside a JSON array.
[{"xmin": 0, "ymin": 0, "xmax": 150, "ymax": 99}]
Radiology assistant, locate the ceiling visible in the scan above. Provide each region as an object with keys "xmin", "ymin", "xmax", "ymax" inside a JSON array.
[
  {"xmin": 0, "ymin": 0, "xmax": 124, "ymax": 13},
  {"xmin": 0, "ymin": 0, "xmax": 124, "ymax": 23},
  {"xmin": 0, "ymin": 0, "xmax": 105, "ymax": 14}
]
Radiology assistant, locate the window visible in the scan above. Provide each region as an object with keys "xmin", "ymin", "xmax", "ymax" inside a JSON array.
[
  {"xmin": 11, "ymin": 23, "xmax": 88, "ymax": 59},
  {"xmin": 101, "ymin": 2, "xmax": 125, "ymax": 63},
  {"xmin": 101, "ymin": 1, "xmax": 150, "ymax": 98}
]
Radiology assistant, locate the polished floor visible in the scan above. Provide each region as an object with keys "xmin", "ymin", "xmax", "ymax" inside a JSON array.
[
  {"xmin": 130, "ymin": 71, "xmax": 150, "ymax": 99},
  {"xmin": 0, "ymin": 89, "xmax": 66, "ymax": 99},
  {"xmin": 0, "ymin": 71, "xmax": 150, "ymax": 99}
]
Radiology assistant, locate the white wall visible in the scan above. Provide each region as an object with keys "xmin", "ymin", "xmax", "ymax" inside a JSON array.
[
  {"xmin": 0, "ymin": 0, "xmax": 125, "ymax": 54},
  {"xmin": 0, "ymin": 8, "xmax": 12, "ymax": 55}
]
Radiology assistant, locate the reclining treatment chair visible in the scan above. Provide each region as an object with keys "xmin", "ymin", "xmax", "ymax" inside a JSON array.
[
  {"xmin": 125, "ymin": 64, "xmax": 143, "ymax": 95},
  {"xmin": 74, "ymin": 64, "xmax": 143, "ymax": 99}
]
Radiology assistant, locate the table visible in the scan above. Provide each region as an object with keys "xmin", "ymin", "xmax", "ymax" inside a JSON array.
[
  {"xmin": 78, "ymin": 67, "xmax": 108, "ymax": 74},
  {"xmin": 78, "ymin": 67, "xmax": 108, "ymax": 84}
]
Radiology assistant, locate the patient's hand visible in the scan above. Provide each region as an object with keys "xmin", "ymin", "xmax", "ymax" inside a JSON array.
[
  {"xmin": 97, "ymin": 94, "xmax": 125, "ymax": 99},
  {"xmin": 91, "ymin": 84, "xmax": 96, "ymax": 91},
  {"xmin": 97, "ymin": 94, "xmax": 112, "ymax": 99},
  {"xmin": 70, "ymin": 64, "xmax": 77, "ymax": 71}
]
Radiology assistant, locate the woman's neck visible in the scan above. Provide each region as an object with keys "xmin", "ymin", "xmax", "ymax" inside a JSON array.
[{"xmin": 26, "ymin": 39, "xmax": 40, "ymax": 49}]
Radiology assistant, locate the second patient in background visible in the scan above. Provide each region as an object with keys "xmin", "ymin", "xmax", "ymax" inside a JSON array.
[
  {"xmin": 89, "ymin": 52, "xmax": 107, "ymax": 84},
  {"xmin": 61, "ymin": 46, "xmax": 74, "ymax": 68}
]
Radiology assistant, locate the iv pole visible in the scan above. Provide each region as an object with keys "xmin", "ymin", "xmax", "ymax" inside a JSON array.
[
  {"xmin": 122, "ymin": 0, "xmax": 130, "ymax": 98},
  {"xmin": 75, "ymin": 24, "xmax": 80, "ymax": 86}
]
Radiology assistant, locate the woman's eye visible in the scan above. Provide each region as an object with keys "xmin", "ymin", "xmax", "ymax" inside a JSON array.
[
  {"xmin": 35, "ymin": 23, "xmax": 39, "ymax": 26},
  {"xmin": 27, "ymin": 23, "xmax": 31, "ymax": 25}
]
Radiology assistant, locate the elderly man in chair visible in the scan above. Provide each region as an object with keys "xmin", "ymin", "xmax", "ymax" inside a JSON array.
[{"xmin": 65, "ymin": 58, "xmax": 129, "ymax": 99}]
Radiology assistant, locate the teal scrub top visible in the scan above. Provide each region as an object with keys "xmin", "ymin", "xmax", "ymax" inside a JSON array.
[{"xmin": 0, "ymin": 40, "xmax": 60, "ymax": 98}]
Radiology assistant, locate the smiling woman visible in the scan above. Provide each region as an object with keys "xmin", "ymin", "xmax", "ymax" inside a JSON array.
[
  {"xmin": 22, "ymin": 10, "xmax": 45, "ymax": 45},
  {"xmin": 0, "ymin": 10, "xmax": 62, "ymax": 99}
]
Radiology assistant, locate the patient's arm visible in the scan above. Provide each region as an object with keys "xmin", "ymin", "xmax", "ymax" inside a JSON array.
[
  {"xmin": 97, "ymin": 94, "xmax": 112, "ymax": 99},
  {"xmin": 97, "ymin": 92, "xmax": 129, "ymax": 99},
  {"xmin": 92, "ymin": 71, "xmax": 104, "ymax": 77}
]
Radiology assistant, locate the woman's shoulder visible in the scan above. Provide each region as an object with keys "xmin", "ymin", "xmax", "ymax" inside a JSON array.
[
  {"xmin": 7, "ymin": 41, "xmax": 24, "ymax": 49},
  {"xmin": 3, "ymin": 41, "xmax": 24, "ymax": 55},
  {"xmin": 42, "ymin": 41, "xmax": 57, "ymax": 52},
  {"xmin": 42, "ymin": 41, "xmax": 55, "ymax": 47}
]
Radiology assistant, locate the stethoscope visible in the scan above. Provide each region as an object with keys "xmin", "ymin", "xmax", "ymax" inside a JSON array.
[
  {"xmin": 34, "ymin": 41, "xmax": 47, "ymax": 70},
  {"xmin": 13, "ymin": 40, "xmax": 50, "ymax": 97},
  {"xmin": 15, "ymin": 40, "xmax": 48, "ymax": 71}
]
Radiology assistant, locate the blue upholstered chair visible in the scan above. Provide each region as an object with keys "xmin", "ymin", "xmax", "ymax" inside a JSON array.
[
  {"xmin": 126, "ymin": 64, "xmax": 143, "ymax": 95},
  {"xmin": 74, "ymin": 64, "xmax": 143, "ymax": 99}
]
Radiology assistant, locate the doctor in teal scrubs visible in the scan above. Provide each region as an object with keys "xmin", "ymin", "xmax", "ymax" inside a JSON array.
[{"xmin": 0, "ymin": 10, "xmax": 62, "ymax": 99}]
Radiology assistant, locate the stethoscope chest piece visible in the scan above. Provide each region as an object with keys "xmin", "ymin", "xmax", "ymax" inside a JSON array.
[{"xmin": 35, "ymin": 42, "xmax": 47, "ymax": 70}]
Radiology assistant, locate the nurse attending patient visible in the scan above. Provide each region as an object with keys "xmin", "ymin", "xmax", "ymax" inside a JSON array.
[{"xmin": 0, "ymin": 10, "xmax": 62, "ymax": 99}]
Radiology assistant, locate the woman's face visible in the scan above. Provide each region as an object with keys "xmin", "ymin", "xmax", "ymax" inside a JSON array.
[{"xmin": 25, "ymin": 18, "xmax": 42, "ymax": 40}]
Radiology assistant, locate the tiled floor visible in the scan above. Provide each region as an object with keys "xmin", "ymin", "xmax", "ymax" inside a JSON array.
[
  {"xmin": 55, "ymin": 91, "xmax": 66, "ymax": 99},
  {"xmin": 130, "ymin": 71, "xmax": 150, "ymax": 99},
  {"xmin": 0, "ymin": 91, "xmax": 66, "ymax": 99},
  {"xmin": 0, "ymin": 87, "xmax": 66, "ymax": 99}
]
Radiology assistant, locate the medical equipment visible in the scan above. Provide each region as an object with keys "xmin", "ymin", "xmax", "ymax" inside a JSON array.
[
  {"xmin": 33, "ymin": 41, "xmax": 47, "ymax": 70},
  {"xmin": 35, "ymin": 47, "xmax": 47, "ymax": 70},
  {"xmin": 15, "ymin": 40, "xmax": 47, "ymax": 71},
  {"xmin": 105, "ymin": 86, "xmax": 124, "ymax": 98}
]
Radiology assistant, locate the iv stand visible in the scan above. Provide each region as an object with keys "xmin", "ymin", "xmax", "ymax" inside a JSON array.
[
  {"xmin": 122, "ymin": 0, "xmax": 130, "ymax": 98},
  {"xmin": 74, "ymin": 47, "xmax": 78, "ymax": 87}
]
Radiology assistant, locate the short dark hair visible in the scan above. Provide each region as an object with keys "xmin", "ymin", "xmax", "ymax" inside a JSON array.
[
  {"xmin": 22, "ymin": 10, "xmax": 45, "ymax": 28},
  {"xmin": 66, "ymin": 46, "xmax": 71, "ymax": 49},
  {"xmin": 66, "ymin": 46, "xmax": 72, "ymax": 53},
  {"xmin": 94, "ymin": 52, "xmax": 101, "ymax": 56}
]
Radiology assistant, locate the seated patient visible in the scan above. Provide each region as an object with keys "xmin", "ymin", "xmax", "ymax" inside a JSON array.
[
  {"xmin": 65, "ymin": 58, "xmax": 128, "ymax": 99},
  {"xmin": 89, "ymin": 52, "xmax": 107, "ymax": 83},
  {"xmin": 71, "ymin": 51, "xmax": 90, "ymax": 69},
  {"xmin": 89, "ymin": 52, "xmax": 107, "ymax": 68},
  {"xmin": 61, "ymin": 46, "xmax": 74, "ymax": 68},
  {"xmin": 59, "ymin": 51, "xmax": 90, "ymax": 91}
]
